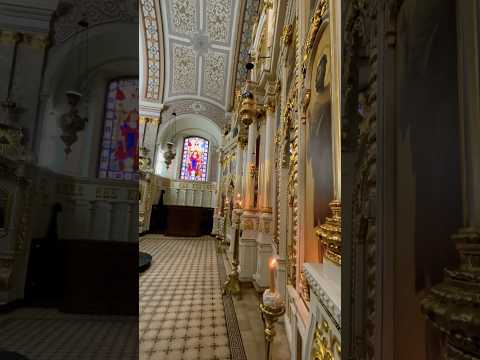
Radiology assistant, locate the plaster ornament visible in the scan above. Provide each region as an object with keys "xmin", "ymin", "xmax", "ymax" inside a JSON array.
[{"xmin": 58, "ymin": 91, "xmax": 88, "ymax": 154}]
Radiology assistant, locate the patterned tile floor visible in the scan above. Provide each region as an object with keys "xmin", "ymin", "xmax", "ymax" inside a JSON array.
[
  {"xmin": 0, "ymin": 308, "xmax": 138, "ymax": 359},
  {"xmin": 139, "ymin": 235, "xmax": 231, "ymax": 360}
]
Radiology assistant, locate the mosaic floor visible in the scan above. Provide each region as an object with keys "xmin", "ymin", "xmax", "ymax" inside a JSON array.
[
  {"xmin": 140, "ymin": 235, "xmax": 244, "ymax": 360},
  {"xmin": 0, "ymin": 308, "xmax": 138, "ymax": 359}
]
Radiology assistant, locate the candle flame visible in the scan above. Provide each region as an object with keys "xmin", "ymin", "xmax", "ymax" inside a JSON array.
[{"xmin": 269, "ymin": 258, "xmax": 277, "ymax": 268}]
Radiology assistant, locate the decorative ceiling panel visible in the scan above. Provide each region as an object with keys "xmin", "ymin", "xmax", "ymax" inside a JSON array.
[
  {"xmin": 202, "ymin": 51, "xmax": 228, "ymax": 103},
  {"xmin": 169, "ymin": 0, "xmax": 198, "ymax": 35},
  {"xmin": 54, "ymin": 0, "xmax": 137, "ymax": 44},
  {"xmin": 171, "ymin": 42, "xmax": 197, "ymax": 95},
  {"xmin": 141, "ymin": 0, "xmax": 256, "ymax": 125},
  {"xmin": 205, "ymin": 0, "xmax": 234, "ymax": 44}
]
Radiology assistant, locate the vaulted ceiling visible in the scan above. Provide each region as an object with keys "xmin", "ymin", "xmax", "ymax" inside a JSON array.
[{"xmin": 140, "ymin": 0, "xmax": 260, "ymax": 128}]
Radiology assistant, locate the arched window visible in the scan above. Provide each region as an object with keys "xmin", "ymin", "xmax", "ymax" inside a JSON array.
[
  {"xmin": 179, "ymin": 136, "xmax": 209, "ymax": 182},
  {"xmin": 98, "ymin": 78, "xmax": 139, "ymax": 180}
]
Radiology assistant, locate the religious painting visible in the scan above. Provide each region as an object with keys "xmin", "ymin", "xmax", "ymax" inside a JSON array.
[
  {"xmin": 98, "ymin": 78, "xmax": 139, "ymax": 181},
  {"xmin": 179, "ymin": 136, "xmax": 209, "ymax": 182},
  {"xmin": 306, "ymin": 30, "xmax": 334, "ymax": 233}
]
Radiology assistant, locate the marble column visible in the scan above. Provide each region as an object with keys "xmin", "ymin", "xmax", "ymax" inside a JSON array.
[
  {"xmin": 230, "ymin": 139, "xmax": 247, "ymax": 254},
  {"xmin": 244, "ymin": 120, "xmax": 258, "ymax": 210},
  {"xmin": 254, "ymin": 103, "xmax": 276, "ymax": 288}
]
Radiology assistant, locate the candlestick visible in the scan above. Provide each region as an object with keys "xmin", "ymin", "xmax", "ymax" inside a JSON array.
[
  {"xmin": 223, "ymin": 209, "xmax": 242, "ymax": 298},
  {"xmin": 260, "ymin": 289, "xmax": 285, "ymax": 360},
  {"xmin": 269, "ymin": 258, "xmax": 277, "ymax": 292}
]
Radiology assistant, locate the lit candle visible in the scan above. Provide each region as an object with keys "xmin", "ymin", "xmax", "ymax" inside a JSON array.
[{"xmin": 269, "ymin": 258, "xmax": 277, "ymax": 292}]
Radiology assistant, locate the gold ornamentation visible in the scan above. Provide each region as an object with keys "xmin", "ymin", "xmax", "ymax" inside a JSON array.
[
  {"xmin": 260, "ymin": 301, "xmax": 286, "ymax": 360},
  {"xmin": 344, "ymin": 0, "xmax": 379, "ymax": 356},
  {"xmin": 23, "ymin": 34, "xmax": 49, "ymax": 49},
  {"xmin": 281, "ymin": 24, "xmax": 294, "ymax": 46},
  {"xmin": 421, "ymin": 229, "xmax": 480, "ymax": 359},
  {"xmin": 140, "ymin": 116, "xmax": 160, "ymax": 124},
  {"xmin": 263, "ymin": 0, "xmax": 273, "ymax": 12},
  {"xmin": 317, "ymin": 200, "xmax": 341, "ymax": 265},
  {"xmin": 249, "ymin": 162, "xmax": 256, "ymax": 178},
  {"xmin": 302, "ymin": 1, "xmax": 328, "ymax": 78},
  {"xmin": 300, "ymin": 270, "xmax": 310, "ymax": 303},
  {"xmin": 312, "ymin": 317, "xmax": 341, "ymax": 360},
  {"xmin": 0, "ymin": 31, "xmax": 21, "ymax": 45},
  {"xmin": 242, "ymin": 219, "xmax": 255, "ymax": 231},
  {"xmin": 302, "ymin": 89, "xmax": 312, "ymax": 124},
  {"xmin": 0, "ymin": 125, "xmax": 24, "ymax": 158},
  {"xmin": 240, "ymin": 87, "xmax": 257, "ymax": 126}
]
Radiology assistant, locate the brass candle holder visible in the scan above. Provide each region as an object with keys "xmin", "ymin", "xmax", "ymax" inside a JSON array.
[
  {"xmin": 260, "ymin": 291, "xmax": 286, "ymax": 360},
  {"xmin": 223, "ymin": 209, "xmax": 242, "ymax": 297}
]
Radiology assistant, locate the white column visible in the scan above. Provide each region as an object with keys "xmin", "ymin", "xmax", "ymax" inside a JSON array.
[
  {"xmin": 254, "ymin": 104, "xmax": 276, "ymax": 288},
  {"xmin": 261, "ymin": 104, "xmax": 275, "ymax": 211},
  {"xmin": 244, "ymin": 120, "xmax": 258, "ymax": 210},
  {"xmin": 234, "ymin": 142, "xmax": 245, "ymax": 197}
]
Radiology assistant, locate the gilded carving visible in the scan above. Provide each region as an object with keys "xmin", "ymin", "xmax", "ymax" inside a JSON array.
[
  {"xmin": 344, "ymin": 0, "xmax": 379, "ymax": 357},
  {"xmin": 300, "ymin": 270, "xmax": 311, "ymax": 303},
  {"xmin": 242, "ymin": 219, "xmax": 255, "ymax": 231},
  {"xmin": 0, "ymin": 126, "xmax": 24, "ymax": 159},
  {"xmin": 281, "ymin": 24, "xmax": 294, "ymax": 46},
  {"xmin": 312, "ymin": 317, "xmax": 341, "ymax": 360},
  {"xmin": 0, "ymin": 31, "xmax": 21, "ymax": 45},
  {"xmin": 317, "ymin": 200, "xmax": 341, "ymax": 265},
  {"xmin": 303, "ymin": 1, "xmax": 328, "ymax": 78},
  {"xmin": 421, "ymin": 229, "xmax": 480, "ymax": 358}
]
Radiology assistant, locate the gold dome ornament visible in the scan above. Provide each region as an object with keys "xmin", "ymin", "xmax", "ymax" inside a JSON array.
[{"xmin": 240, "ymin": 90, "xmax": 256, "ymax": 127}]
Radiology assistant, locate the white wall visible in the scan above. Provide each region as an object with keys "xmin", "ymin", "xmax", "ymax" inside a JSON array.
[{"xmin": 37, "ymin": 22, "xmax": 139, "ymax": 177}]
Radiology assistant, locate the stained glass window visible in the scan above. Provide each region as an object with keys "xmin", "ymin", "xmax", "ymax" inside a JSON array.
[
  {"xmin": 179, "ymin": 137, "xmax": 209, "ymax": 182},
  {"xmin": 98, "ymin": 78, "xmax": 139, "ymax": 181}
]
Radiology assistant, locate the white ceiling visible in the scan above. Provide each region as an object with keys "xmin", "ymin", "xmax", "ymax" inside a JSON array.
[
  {"xmin": 140, "ymin": 0, "xmax": 261, "ymax": 130},
  {"xmin": 160, "ymin": 0, "xmax": 240, "ymax": 110}
]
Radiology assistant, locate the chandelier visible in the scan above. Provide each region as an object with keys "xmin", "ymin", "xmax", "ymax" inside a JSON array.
[
  {"xmin": 58, "ymin": 16, "xmax": 89, "ymax": 155},
  {"xmin": 164, "ymin": 112, "xmax": 177, "ymax": 169}
]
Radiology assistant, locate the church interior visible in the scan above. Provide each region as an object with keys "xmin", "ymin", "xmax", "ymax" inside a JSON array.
[{"xmin": 0, "ymin": 0, "xmax": 478, "ymax": 360}]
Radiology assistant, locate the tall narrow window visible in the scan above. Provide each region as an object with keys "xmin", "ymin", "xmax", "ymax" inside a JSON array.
[
  {"xmin": 98, "ymin": 78, "xmax": 139, "ymax": 180},
  {"xmin": 179, "ymin": 136, "xmax": 209, "ymax": 182}
]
